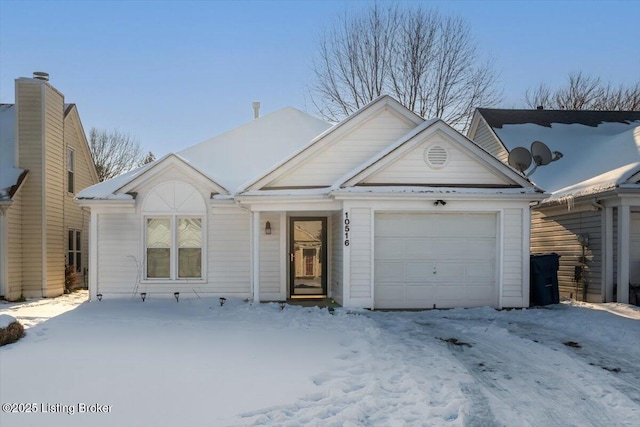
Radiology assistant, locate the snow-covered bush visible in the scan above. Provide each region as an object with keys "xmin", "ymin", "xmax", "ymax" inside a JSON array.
[{"xmin": 0, "ymin": 314, "xmax": 24, "ymax": 346}]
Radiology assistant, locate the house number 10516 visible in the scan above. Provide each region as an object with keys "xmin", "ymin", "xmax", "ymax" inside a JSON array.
[{"xmin": 344, "ymin": 212, "xmax": 350, "ymax": 246}]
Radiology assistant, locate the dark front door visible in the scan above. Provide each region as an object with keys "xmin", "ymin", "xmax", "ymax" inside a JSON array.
[{"xmin": 290, "ymin": 218, "xmax": 327, "ymax": 297}]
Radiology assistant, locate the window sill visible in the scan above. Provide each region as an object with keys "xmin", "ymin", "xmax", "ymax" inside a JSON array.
[{"xmin": 140, "ymin": 279, "xmax": 207, "ymax": 285}]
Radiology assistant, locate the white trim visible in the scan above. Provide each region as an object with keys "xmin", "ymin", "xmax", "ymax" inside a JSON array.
[
  {"xmin": 279, "ymin": 212, "xmax": 287, "ymax": 299},
  {"xmin": 0, "ymin": 207, "xmax": 8, "ymax": 298},
  {"xmin": 522, "ymin": 207, "xmax": 531, "ymax": 308},
  {"xmin": 617, "ymin": 204, "xmax": 631, "ymax": 303},
  {"xmin": 342, "ymin": 206, "xmax": 351, "ymax": 307},
  {"xmin": 369, "ymin": 208, "xmax": 375, "ymax": 310},
  {"xmin": 252, "ymin": 211, "xmax": 261, "ymax": 302},
  {"xmin": 604, "ymin": 207, "xmax": 614, "ymax": 302},
  {"xmin": 89, "ymin": 210, "xmax": 98, "ymax": 300}
]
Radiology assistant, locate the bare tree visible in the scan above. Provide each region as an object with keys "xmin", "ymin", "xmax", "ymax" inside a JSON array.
[
  {"xmin": 89, "ymin": 128, "xmax": 151, "ymax": 181},
  {"xmin": 310, "ymin": 4, "xmax": 501, "ymax": 132},
  {"xmin": 524, "ymin": 72, "xmax": 640, "ymax": 110}
]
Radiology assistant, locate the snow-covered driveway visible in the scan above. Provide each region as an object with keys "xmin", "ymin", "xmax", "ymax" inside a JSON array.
[{"xmin": 1, "ymin": 293, "xmax": 639, "ymax": 427}]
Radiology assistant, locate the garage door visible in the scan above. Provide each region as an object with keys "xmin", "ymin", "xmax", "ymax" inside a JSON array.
[
  {"xmin": 631, "ymin": 212, "xmax": 640, "ymax": 284},
  {"xmin": 374, "ymin": 213, "xmax": 497, "ymax": 309}
]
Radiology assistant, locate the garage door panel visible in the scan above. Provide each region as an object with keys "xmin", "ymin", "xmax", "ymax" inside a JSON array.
[
  {"xmin": 374, "ymin": 213, "xmax": 497, "ymax": 309},
  {"xmin": 375, "ymin": 238, "xmax": 405, "ymax": 259},
  {"xmin": 377, "ymin": 261, "xmax": 406, "ymax": 282},
  {"xmin": 434, "ymin": 261, "xmax": 465, "ymax": 281},
  {"xmin": 405, "ymin": 239, "xmax": 438, "ymax": 259},
  {"xmin": 405, "ymin": 262, "xmax": 434, "ymax": 282},
  {"xmin": 375, "ymin": 214, "xmax": 406, "ymax": 237}
]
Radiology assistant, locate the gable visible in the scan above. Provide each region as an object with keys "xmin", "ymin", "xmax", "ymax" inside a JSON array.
[
  {"xmin": 247, "ymin": 96, "xmax": 423, "ymax": 191},
  {"xmin": 343, "ymin": 121, "xmax": 531, "ymax": 189},
  {"xmin": 63, "ymin": 106, "xmax": 100, "ymax": 186},
  {"xmin": 468, "ymin": 112, "xmax": 509, "ymax": 163}
]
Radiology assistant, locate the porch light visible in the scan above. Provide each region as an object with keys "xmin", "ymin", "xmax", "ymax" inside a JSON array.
[
  {"xmin": 219, "ymin": 297, "xmax": 226, "ymax": 306},
  {"xmin": 265, "ymin": 221, "xmax": 272, "ymax": 235},
  {"xmin": 97, "ymin": 293, "xmax": 103, "ymax": 302},
  {"xmin": 141, "ymin": 292, "xmax": 147, "ymax": 302},
  {"xmin": 174, "ymin": 292, "xmax": 180, "ymax": 302}
]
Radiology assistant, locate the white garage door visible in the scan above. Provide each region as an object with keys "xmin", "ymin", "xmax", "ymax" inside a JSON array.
[
  {"xmin": 375, "ymin": 213, "xmax": 497, "ymax": 309},
  {"xmin": 631, "ymin": 212, "xmax": 640, "ymax": 284}
]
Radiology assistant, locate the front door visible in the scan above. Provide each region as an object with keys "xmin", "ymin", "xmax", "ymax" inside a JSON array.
[{"xmin": 290, "ymin": 218, "xmax": 327, "ymax": 297}]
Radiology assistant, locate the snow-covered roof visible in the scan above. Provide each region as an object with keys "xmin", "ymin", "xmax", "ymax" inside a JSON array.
[
  {"xmin": 488, "ymin": 116, "xmax": 640, "ymax": 193},
  {"xmin": 0, "ymin": 104, "xmax": 25, "ymax": 200},
  {"xmin": 178, "ymin": 107, "xmax": 331, "ymax": 191},
  {"xmin": 544, "ymin": 162, "xmax": 640, "ymax": 203},
  {"xmin": 78, "ymin": 107, "xmax": 332, "ymax": 200}
]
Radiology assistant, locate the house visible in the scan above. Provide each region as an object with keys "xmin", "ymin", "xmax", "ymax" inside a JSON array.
[
  {"xmin": 77, "ymin": 96, "xmax": 544, "ymax": 309},
  {"xmin": 468, "ymin": 108, "xmax": 640, "ymax": 304},
  {"xmin": 0, "ymin": 73, "xmax": 99, "ymax": 300}
]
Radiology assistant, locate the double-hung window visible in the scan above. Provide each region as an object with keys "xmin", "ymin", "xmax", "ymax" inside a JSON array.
[
  {"xmin": 67, "ymin": 229, "xmax": 81, "ymax": 272},
  {"xmin": 146, "ymin": 217, "xmax": 202, "ymax": 280},
  {"xmin": 67, "ymin": 148, "xmax": 75, "ymax": 194}
]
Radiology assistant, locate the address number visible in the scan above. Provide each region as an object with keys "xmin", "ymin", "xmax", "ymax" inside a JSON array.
[{"xmin": 344, "ymin": 212, "xmax": 350, "ymax": 246}]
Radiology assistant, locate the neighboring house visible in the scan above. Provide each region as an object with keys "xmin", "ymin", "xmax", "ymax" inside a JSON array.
[
  {"xmin": 0, "ymin": 73, "xmax": 99, "ymax": 300},
  {"xmin": 77, "ymin": 96, "xmax": 543, "ymax": 309},
  {"xmin": 468, "ymin": 109, "xmax": 640, "ymax": 304}
]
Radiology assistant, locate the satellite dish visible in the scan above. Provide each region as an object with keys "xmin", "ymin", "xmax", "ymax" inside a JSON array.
[
  {"xmin": 531, "ymin": 141, "xmax": 552, "ymax": 166},
  {"xmin": 508, "ymin": 147, "xmax": 532, "ymax": 173}
]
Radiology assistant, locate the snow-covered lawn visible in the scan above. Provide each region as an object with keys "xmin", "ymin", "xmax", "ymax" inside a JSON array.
[{"xmin": 1, "ymin": 292, "xmax": 639, "ymax": 427}]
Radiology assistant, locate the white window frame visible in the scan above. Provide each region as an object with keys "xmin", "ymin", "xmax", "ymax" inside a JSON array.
[
  {"xmin": 143, "ymin": 215, "xmax": 205, "ymax": 282},
  {"xmin": 67, "ymin": 229, "xmax": 82, "ymax": 272}
]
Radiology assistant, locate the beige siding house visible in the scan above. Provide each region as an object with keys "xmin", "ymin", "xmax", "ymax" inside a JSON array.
[
  {"xmin": 78, "ymin": 96, "xmax": 543, "ymax": 309},
  {"xmin": 468, "ymin": 109, "xmax": 640, "ymax": 304},
  {"xmin": 0, "ymin": 73, "xmax": 99, "ymax": 300}
]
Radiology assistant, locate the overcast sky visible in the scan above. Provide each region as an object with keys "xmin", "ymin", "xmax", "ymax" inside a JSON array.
[{"xmin": 1, "ymin": 0, "xmax": 639, "ymax": 157}]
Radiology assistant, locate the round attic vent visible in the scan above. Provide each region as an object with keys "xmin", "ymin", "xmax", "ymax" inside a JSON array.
[{"xmin": 424, "ymin": 144, "xmax": 449, "ymax": 169}]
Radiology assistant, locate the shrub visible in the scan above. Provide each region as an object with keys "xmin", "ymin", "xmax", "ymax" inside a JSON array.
[
  {"xmin": 65, "ymin": 265, "xmax": 79, "ymax": 293},
  {"xmin": 0, "ymin": 321, "xmax": 24, "ymax": 346}
]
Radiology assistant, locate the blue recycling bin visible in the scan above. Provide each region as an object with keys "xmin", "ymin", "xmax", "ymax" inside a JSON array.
[{"xmin": 530, "ymin": 253, "xmax": 560, "ymax": 306}]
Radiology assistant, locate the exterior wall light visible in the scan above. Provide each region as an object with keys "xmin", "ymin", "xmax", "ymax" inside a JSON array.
[{"xmin": 265, "ymin": 221, "xmax": 272, "ymax": 235}]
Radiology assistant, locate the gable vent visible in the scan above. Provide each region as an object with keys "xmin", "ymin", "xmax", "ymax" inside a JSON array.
[{"xmin": 424, "ymin": 144, "xmax": 449, "ymax": 169}]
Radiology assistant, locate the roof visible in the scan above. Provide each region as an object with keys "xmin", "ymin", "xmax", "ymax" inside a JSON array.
[
  {"xmin": 77, "ymin": 107, "xmax": 332, "ymax": 199},
  {"xmin": 477, "ymin": 109, "xmax": 640, "ymax": 129},
  {"xmin": 543, "ymin": 162, "xmax": 640, "ymax": 205},
  {"xmin": 0, "ymin": 104, "xmax": 26, "ymax": 200},
  {"xmin": 476, "ymin": 109, "xmax": 640, "ymax": 193}
]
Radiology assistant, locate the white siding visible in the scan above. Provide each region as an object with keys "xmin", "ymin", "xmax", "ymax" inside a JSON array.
[
  {"xmin": 349, "ymin": 208, "xmax": 371, "ymax": 299},
  {"xmin": 96, "ymin": 212, "xmax": 141, "ymax": 295},
  {"xmin": 208, "ymin": 207, "xmax": 251, "ymax": 295},
  {"xmin": 6, "ymin": 190, "xmax": 23, "ymax": 300},
  {"xmin": 330, "ymin": 211, "xmax": 344, "ymax": 305},
  {"xmin": 268, "ymin": 108, "xmax": 417, "ymax": 188},
  {"xmin": 502, "ymin": 208, "xmax": 524, "ymax": 305},
  {"xmin": 259, "ymin": 212, "xmax": 282, "ymax": 300},
  {"xmin": 364, "ymin": 136, "xmax": 511, "ymax": 186}
]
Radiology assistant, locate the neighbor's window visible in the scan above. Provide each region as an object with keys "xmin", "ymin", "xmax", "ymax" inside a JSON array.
[
  {"xmin": 67, "ymin": 148, "xmax": 75, "ymax": 193},
  {"xmin": 68, "ymin": 229, "xmax": 81, "ymax": 272},
  {"xmin": 146, "ymin": 217, "xmax": 203, "ymax": 280}
]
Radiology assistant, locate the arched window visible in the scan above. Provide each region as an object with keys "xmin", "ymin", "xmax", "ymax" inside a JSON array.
[{"xmin": 143, "ymin": 181, "xmax": 206, "ymax": 280}]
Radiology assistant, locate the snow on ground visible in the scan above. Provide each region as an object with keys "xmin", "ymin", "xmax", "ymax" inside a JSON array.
[{"xmin": 1, "ymin": 293, "xmax": 639, "ymax": 427}]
